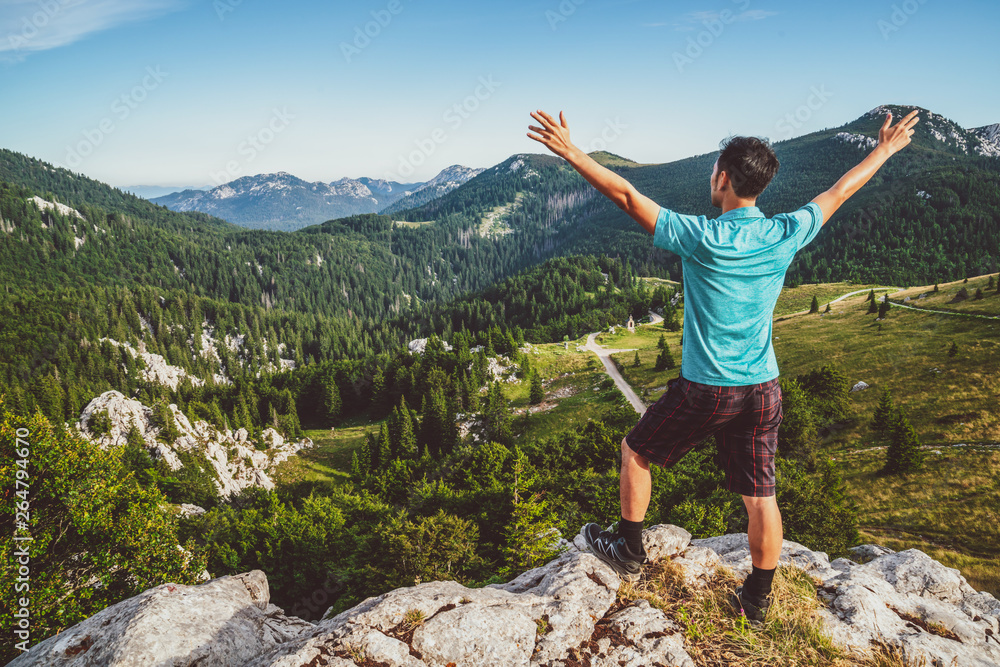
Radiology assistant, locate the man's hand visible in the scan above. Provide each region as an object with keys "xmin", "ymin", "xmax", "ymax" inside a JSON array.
[
  {"xmin": 527, "ymin": 109, "xmax": 575, "ymax": 159},
  {"xmin": 878, "ymin": 109, "xmax": 920, "ymax": 156},
  {"xmin": 811, "ymin": 109, "xmax": 920, "ymax": 224},
  {"xmin": 526, "ymin": 109, "xmax": 661, "ymax": 234}
]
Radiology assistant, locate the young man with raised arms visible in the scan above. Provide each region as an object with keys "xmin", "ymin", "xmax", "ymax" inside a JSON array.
[{"xmin": 527, "ymin": 107, "xmax": 919, "ymax": 621}]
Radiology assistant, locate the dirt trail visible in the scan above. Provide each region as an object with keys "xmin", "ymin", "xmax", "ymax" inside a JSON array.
[{"xmin": 583, "ymin": 332, "xmax": 646, "ymax": 416}]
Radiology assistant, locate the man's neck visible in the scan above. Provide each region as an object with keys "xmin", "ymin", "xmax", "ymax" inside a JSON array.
[{"xmin": 721, "ymin": 197, "xmax": 758, "ymax": 214}]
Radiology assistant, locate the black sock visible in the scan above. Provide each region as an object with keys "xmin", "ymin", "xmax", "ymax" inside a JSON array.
[
  {"xmin": 618, "ymin": 518, "xmax": 644, "ymax": 555},
  {"xmin": 744, "ymin": 565, "xmax": 776, "ymax": 603}
]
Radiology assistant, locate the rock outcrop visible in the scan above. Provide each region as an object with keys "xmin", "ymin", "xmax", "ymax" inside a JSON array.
[
  {"xmin": 10, "ymin": 526, "xmax": 1000, "ymax": 667},
  {"xmin": 75, "ymin": 390, "xmax": 313, "ymax": 497}
]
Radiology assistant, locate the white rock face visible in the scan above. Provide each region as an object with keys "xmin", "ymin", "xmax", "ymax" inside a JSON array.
[
  {"xmin": 76, "ymin": 390, "xmax": 313, "ymax": 497},
  {"xmin": 407, "ymin": 338, "xmax": 454, "ymax": 355},
  {"xmin": 27, "ymin": 195, "xmax": 85, "ymax": 219},
  {"xmin": 7, "ymin": 571, "xmax": 313, "ymax": 667},
  {"xmin": 11, "ymin": 527, "xmax": 999, "ymax": 666},
  {"xmin": 834, "ymin": 132, "xmax": 879, "ymax": 151}
]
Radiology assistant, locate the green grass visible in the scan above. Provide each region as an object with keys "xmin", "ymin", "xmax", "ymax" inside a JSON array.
[
  {"xmin": 890, "ymin": 274, "xmax": 1000, "ymax": 318},
  {"xmin": 504, "ymin": 338, "xmax": 625, "ymax": 441},
  {"xmin": 772, "ymin": 282, "xmax": 893, "ymax": 317},
  {"xmin": 836, "ymin": 446, "xmax": 1000, "ymax": 596},
  {"xmin": 272, "ymin": 421, "xmax": 378, "ymax": 486}
]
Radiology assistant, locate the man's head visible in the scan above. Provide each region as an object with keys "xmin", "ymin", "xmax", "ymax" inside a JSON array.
[{"xmin": 711, "ymin": 136, "xmax": 779, "ymax": 208}]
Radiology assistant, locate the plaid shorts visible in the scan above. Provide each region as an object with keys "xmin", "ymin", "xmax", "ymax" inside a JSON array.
[{"xmin": 624, "ymin": 373, "xmax": 783, "ymax": 497}]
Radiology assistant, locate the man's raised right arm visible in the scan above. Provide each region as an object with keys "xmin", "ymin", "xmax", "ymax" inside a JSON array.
[{"xmin": 811, "ymin": 109, "xmax": 920, "ymax": 224}]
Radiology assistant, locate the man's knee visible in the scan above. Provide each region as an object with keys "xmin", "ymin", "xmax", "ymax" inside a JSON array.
[
  {"xmin": 621, "ymin": 437, "xmax": 649, "ymax": 468},
  {"xmin": 742, "ymin": 494, "xmax": 779, "ymax": 516}
]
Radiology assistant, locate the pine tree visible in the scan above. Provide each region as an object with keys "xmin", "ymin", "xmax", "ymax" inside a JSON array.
[
  {"xmin": 503, "ymin": 493, "xmax": 563, "ymax": 574},
  {"xmin": 529, "ymin": 372, "xmax": 544, "ymax": 404},
  {"xmin": 867, "ymin": 298, "xmax": 878, "ymax": 314},
  {"xmin": 323, "ymin": 377, "xmax": 341, "ymax": 423},
  {"xmin": 654, "ymin": 344, "xmax": 675, "ymax": 371},
  {"xmin": 633, "ymin": 351, "xmax": 641, "ymax": 367},
  {"xmin": 882, "ymin": 409, "xmax": 924, "ymax": 475},
  {"xmin": 870, "ymin": 388, "xmax": 895, "ymax": 443},
  {"xmin": 484, "ymin": 382, "xmax": 512, "ymax": 446},
  {"xmin": 657, "ymin": 334, "xmax": 666, "ymax": 349},
  {"xmin": 809, "ymin": 295, "xmax": 820, "ymax": 314},
  {"xmin": 989, "ymin": 275, "xmax": 996, "ymax": 290},
  {"xmin": 419, "ymin": 390, "xmax": 447, "ymax": 458},
  {"xmin": 350, "ymin": 449, "xmax": 365, "ymax": 482},
  {"xmin": 374, "ymin": 423, "xmax": 391, "ymax": 471},
  {"xmin": 777, "ymin": 378, "xmax": 818, "ymax": 465},
  {"xmin": 824, "ymin": 303, "xmax": 831, "ymax": 313},
  {"xmin": 974, "ymin": 288, "xmax": 984, "ymax": 300},
  {"xmin": 392, "ymin": 397, "xmax": 418, "ymax": 459},
  {"xmin": 933, "ymin": 283, "xmax": 939, "ymax": 292},
  {"xmin": 867, "ymin": 289, "xmax": 875, "ymax": 302},
  {"xmin": 878, "ymin": 300, "xmax": 890, "ymax": 318},
  {"xmin": 371, "ymin": 366, "xmax": 387, "ymax": 413}
]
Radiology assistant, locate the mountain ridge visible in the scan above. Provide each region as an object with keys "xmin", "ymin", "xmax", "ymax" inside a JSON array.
[{"xmin": 151, "ymin": 164, "xmax": 484, "ymax": 231}]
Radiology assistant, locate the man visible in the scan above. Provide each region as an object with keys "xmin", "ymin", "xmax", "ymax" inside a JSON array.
[{"xmin": 527, "ymin": 107, "xmax": 919, "ymax": 622}]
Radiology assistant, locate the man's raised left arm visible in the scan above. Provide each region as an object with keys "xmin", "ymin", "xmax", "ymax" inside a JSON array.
[{"xmin": 528, "ymin": 110, "xmax": 659, "ymax": 234}]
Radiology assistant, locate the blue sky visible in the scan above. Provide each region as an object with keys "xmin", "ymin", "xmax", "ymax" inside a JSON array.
[{"xmin": 1, "ymin": 0, "xmax": 998, "ymax": 188}]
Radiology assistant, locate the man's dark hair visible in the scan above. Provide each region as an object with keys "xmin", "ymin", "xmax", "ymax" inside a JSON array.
[{"xmin": 717, "ymin": 135, "xmax": 779, "ymax": 199}]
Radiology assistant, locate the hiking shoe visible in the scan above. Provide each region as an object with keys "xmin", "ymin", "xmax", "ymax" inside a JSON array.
[
  {"xmin": 582, "ymin": 523, "xmax": 647, "ymax": 582},
  {"xmin": 728, "ymin": 585, "xmax": 770, "ymax": 624}
]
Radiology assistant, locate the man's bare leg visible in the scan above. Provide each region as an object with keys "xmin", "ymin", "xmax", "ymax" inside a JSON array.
[
  {"xmin": 620, "ymin": 437, "xmax": 651, "ymax": 522},
  {"xmin": 742, "ymin": 495, "xmax": 782, "ymax": 569}
]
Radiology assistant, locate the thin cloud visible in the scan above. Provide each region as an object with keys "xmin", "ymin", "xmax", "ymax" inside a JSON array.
[
  {"xmin": 665, "ymin": 8, "xmax": 779, "ymax": 31},
  {"xmin": 0, "ymin": 0, "xmax": 186, "ymax": 62}
]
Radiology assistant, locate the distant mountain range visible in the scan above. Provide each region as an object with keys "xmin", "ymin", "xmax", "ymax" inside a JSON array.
[
  {"xmin": 149, "ymin": 165, "xmax": 484, "ymax": 231},
  {"xmin": 121, "ymin": 184, "xmax": 211, "ymax": 199}
]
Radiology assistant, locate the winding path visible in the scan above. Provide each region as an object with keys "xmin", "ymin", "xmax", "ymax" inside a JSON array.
[
  {"xmin": 583, "ymin": 332, "xmax": 646, "ymax": 416},
  {"xmin": 781, "ymin": 287, "xmax": 897, "ymax": 318},
  {"xmin": 885, "ymin": 298, "xmax": 1000, "ymax": 321}
]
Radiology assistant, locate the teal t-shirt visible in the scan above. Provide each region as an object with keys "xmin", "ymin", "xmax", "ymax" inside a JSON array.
[{"xmin": 653, "ymin": 202, "xmax": 824, "ymax": 386}]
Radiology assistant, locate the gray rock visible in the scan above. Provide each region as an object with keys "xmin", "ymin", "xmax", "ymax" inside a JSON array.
[
  {"xmin": 412, "ymin": 603, "xmax": 536, "ymax": 666},
  {"xmin": 849, "ymin": 543, "xmax": 896, "ymax": 563},
  {"xmin": 9, "ymin": 571, "xmax": 313, "ymax": 667},
  {"xmin": 16, "ymin": 526, "xmax": 1000, "ymax": 667},
  {"xmin": 642, "ymin": 524, "xmax": 692, "ymax": 561},
  {"xmin": 74, "ymin": 390, "xmax": 314, "ymax": 498}
]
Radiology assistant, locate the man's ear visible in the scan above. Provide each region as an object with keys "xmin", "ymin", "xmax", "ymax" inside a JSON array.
[{"xmin": 716, "ymin": 170, "xmax": 729, "ymax": 192}]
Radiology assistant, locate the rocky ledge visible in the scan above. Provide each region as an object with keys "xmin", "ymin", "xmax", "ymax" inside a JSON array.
[
  {"xmin": 10, "ymin": 526, "xmax": 1000, "ymax": 667},
  {"xmin": 75, "ymin": 390, "xmax": 313, "ymax": 497}
]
